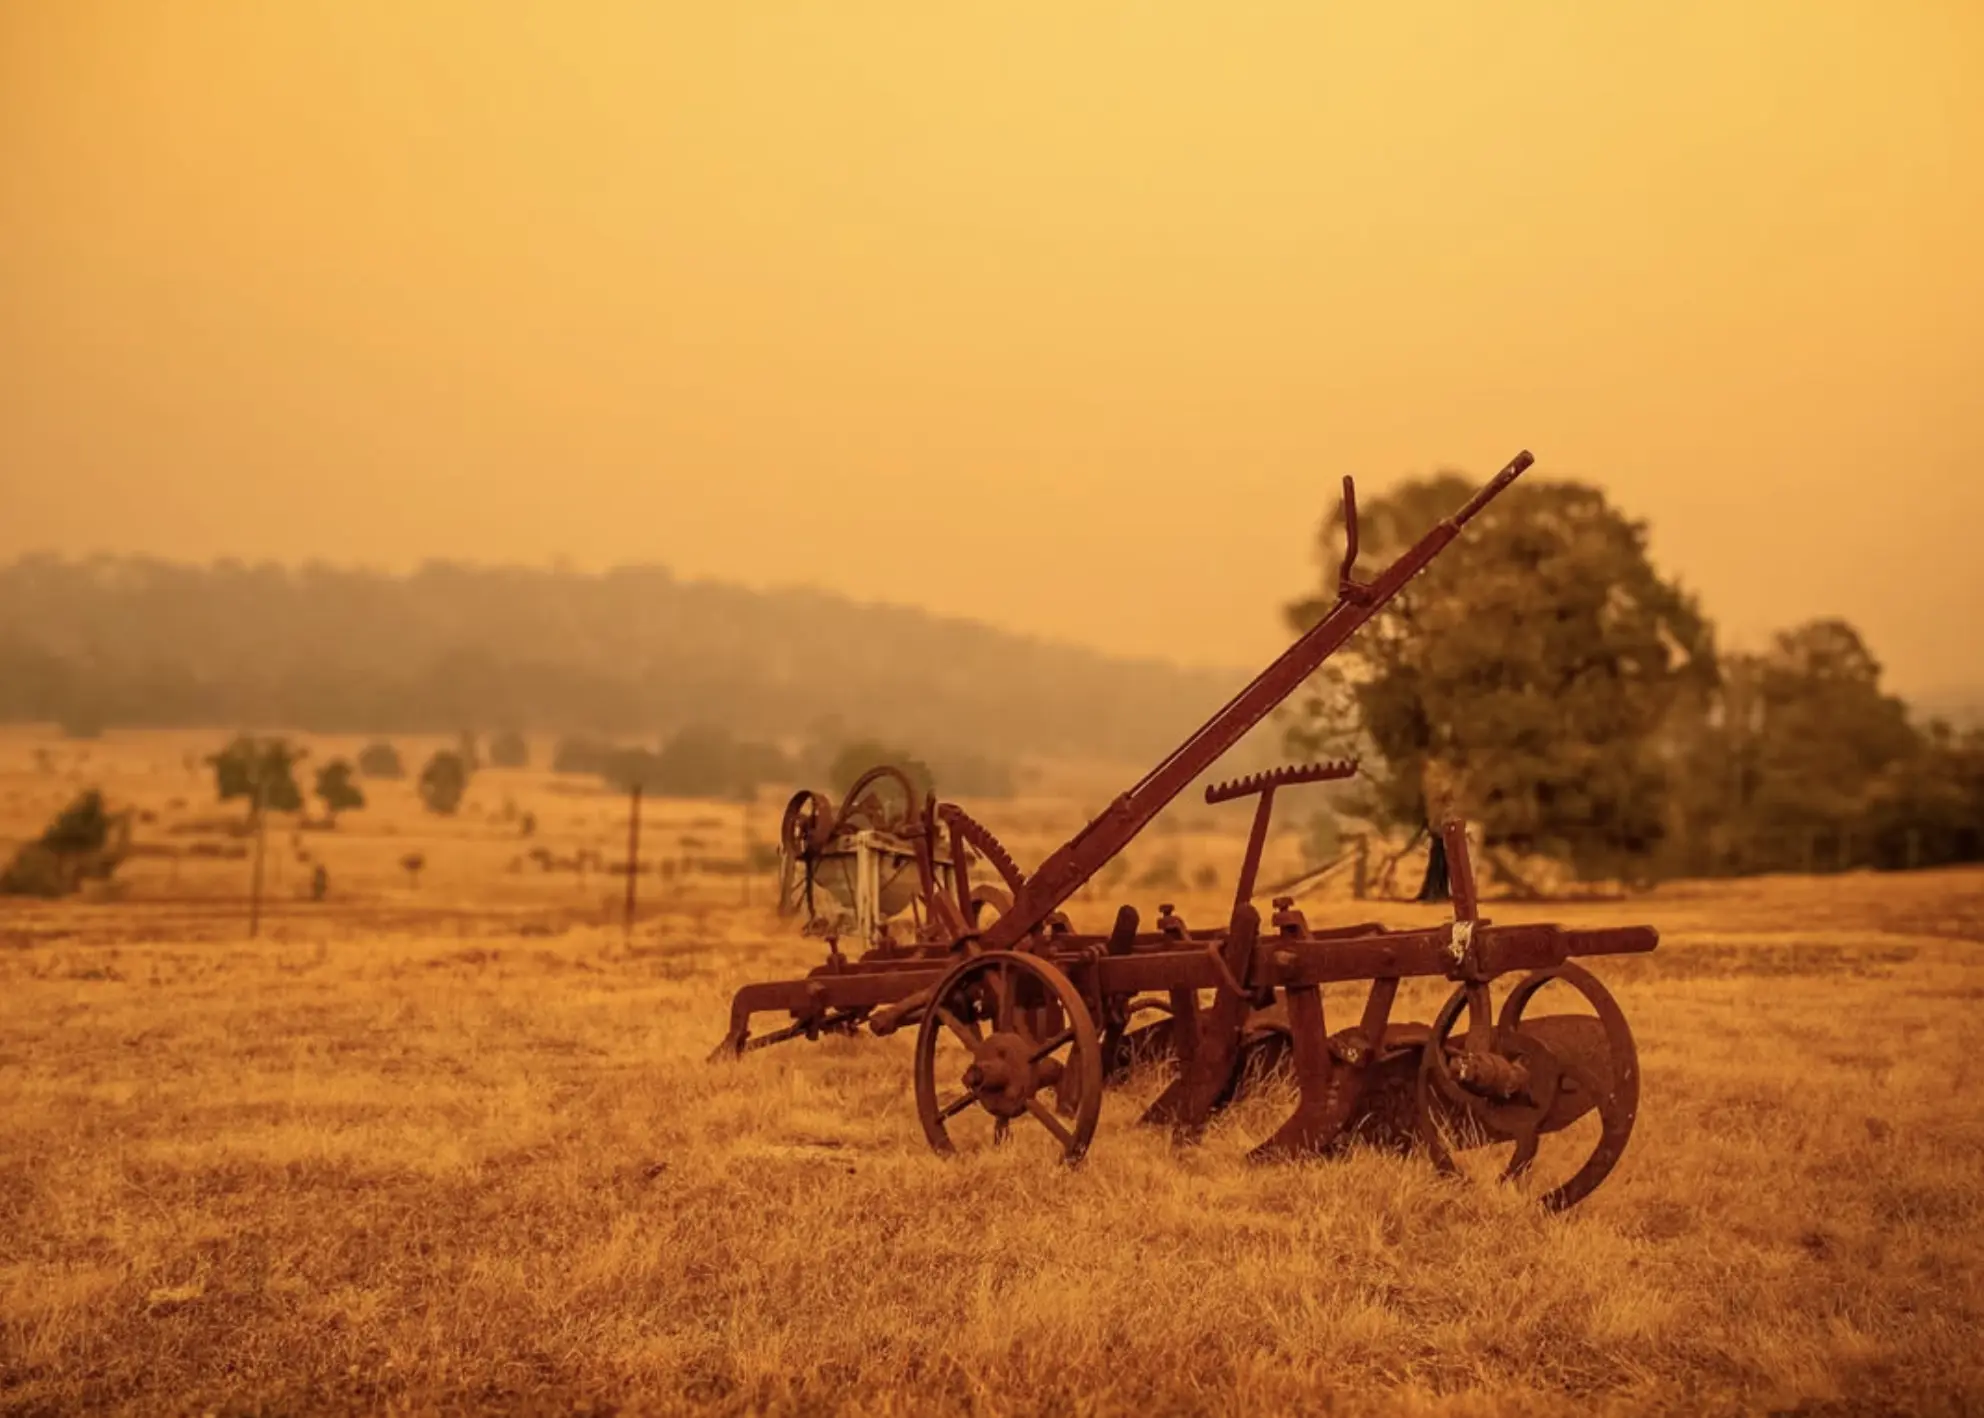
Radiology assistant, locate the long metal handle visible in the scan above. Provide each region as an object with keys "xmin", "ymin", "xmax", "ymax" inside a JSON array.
[{"xmin": 978, "ymin": 449, "xmax": 1534, "ymax": 953}]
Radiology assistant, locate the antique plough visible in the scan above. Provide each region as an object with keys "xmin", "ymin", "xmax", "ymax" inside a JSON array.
[{"xmin": 710, "ymin": 450, "xmax": 1656, "ymax": 1210}]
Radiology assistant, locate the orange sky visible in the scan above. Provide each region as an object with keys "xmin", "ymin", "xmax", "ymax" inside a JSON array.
[{"xmin": 2, "ymin": 2, "xmax": 1979, "ymax": 696}]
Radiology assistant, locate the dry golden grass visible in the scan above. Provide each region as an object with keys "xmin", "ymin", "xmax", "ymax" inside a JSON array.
[{"xmin": 3, "ymin": 730, "xmax": 1983, "ymax": 1416}]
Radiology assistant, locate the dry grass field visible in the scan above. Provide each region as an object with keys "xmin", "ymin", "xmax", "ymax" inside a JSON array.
[{"xmin": 3, "ymin": 731, "xmax": 1982, "ymax": 1416}]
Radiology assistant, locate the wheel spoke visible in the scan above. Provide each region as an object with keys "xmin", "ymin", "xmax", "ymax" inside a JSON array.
[
  {"xmin": 938, "ymin": 1090, "xmax": 979, "ymax": 1121},
  {"xmin": 936, "ymin": 1005, "xmax": 981, "ymax": 1052},
  {"xmin": 995, "ymin": 964, "xmax": 1016, "ymax": 1032},
  {"xmin": 1028, "ymin": 1028, "xmax": 1076, "ymax": 1064},
  {"xmin": 1025, "ymin": 1098, "xmax": 1076, "ymax": 1151}
]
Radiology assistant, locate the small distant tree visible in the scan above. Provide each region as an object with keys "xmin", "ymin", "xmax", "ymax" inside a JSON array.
[
  {"xmin": 400, "ymin": 852, "xmax": 425, "ymax": 888},
  {"xmin": 601, "ymin": 747, "xmax": 664, "ymax": 794},
  {"xmin": 357, "ymin": 741, "xmax": 405, "ymax": 779},
  {"xmin": 827, "ymin": 740, "xmax": 936, "ymax": 804},
  {"xmin": 552, "ymin": 736, "xmax": 614, "ymax": 775},
  {"xmin": 457, "ymin": 731, "xmax": 482, "ymax": 773},
  {"xmin": 652, "ymin": 724, "xmax": 744, "ymax": 799},
  {"xmin": 730, "ymin": 737, "xmax": 796, "ymax": 794},
  {"xmin": 635, "ymin": 726, "xmax": 794, "ymax": 800},
  {"xmin": 59, "ymin": 709, "xmax": 104, "ymax": 741},
  {"xmin": 928, "ymin": 750, "xmax": 1017, "ymax": 798},
  {"xmin": 489, "ymin": 730, "xmax": 529, "ymax": 769},
  {"xmin": 208, "ymin": 735, "xmax": 305, "ymax": 815},
  {"xmin": 39, "ymin": 790, "xmax": 115, "ymax": 855},
  {"xmin": 419, "ymin": 751, "xmax": 469, "ymax": 815},
  {"xmin": 1133, "ymin": 854, "xmax": 1186, "ymax": 891},
  {"xmin": 314, "ymin": 759, "xmax": 366, "ymax": 821},
  {"xmin": 1, "ymin": 789, "xmax": 132, "ymax": 898}
]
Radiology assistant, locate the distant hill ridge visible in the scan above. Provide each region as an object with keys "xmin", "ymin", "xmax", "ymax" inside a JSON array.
[{"xmin": 0, "ymin": 554, "xmax": 1244, "ymax": 762}]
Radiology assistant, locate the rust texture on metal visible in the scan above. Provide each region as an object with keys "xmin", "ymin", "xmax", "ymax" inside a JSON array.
[{"xmin": 710, "ymin": 448, "xmax": 1657, "ymax": 1212}]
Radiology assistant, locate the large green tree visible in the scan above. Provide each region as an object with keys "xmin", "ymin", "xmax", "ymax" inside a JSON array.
[{"xmin": 1284, "ymin": 473, "xmax": 1716, "ymax": 882}]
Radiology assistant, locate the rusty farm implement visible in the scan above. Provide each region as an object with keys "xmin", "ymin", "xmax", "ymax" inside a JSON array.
[{"xmin": 709, "ymin": 449, "xmax": 1656, "ymax": 1211}]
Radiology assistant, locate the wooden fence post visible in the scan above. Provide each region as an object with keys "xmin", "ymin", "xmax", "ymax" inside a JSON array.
[
  {"xmin": 624, "ymin": 784, "xmax": 643, "ymax": 939},
  {"xmin": 248, "ymin": 774, "xmax": 267, "ymax": 940}
]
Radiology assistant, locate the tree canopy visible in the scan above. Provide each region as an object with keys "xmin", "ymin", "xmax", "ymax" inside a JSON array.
[
  {"xmin": 1285, "ymin": 475, "xmax": 1716, "ymax": 881},
  {"xmin": 418, "ymin": 751, "xmax": 470, "ymax": 815},
  {"xmin": 208, "ymin": 735, "xmax": 306, "ymax": 814},
  {"xmin": 314, "ymin": 759, "xmax": 366, "ymax": 818},
  {"xmin": 1, "ymin": 789, "xmax": 132, "ymax": 897},
  {"xmin": 1282, "ymin": 470, "xmax": 1984, "ymax": 885},
  {"xmin": 357, "ymin": 741, "xmax": 405, "ymax": 779}
]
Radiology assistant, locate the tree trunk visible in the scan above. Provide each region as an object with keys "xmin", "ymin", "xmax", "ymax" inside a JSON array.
[{"xmin": 1415, "ymin": 830, "xmax": 1450, "ymax": 903}]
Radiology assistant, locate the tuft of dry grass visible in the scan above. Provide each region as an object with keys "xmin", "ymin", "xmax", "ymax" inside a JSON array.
[{"xmin": 2, "ymin": 731, "xmax": 1982, "ymax": 1415}]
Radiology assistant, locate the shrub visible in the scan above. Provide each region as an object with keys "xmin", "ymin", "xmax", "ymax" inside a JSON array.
[
  {"xmin": 208, "ymin": 735, "xmax": 305, "ymax": 812},
  {"xmin": 489, "ymin": 730, "xmax": 529, "ymax": 769},
  {"xmin": 552, "ymin": 736, "xmax": 615, "ymax": 776},
  {"xmin": 0, "ymin": 843, "xmax": 69, "ymax": 897},
  {"xmin": 357, "ymin": 742, "xmax": 405, "ymax": 779},
  {"xmin": 315, "ymin": 759, "xmax": 366, "ymax": 818},
  {"xmin": 0, "ymin": 789, "xmax": 130, "ymax": 897},
  {"xmin": 827, "ymin": 740, "xmax": 935, "ymax": 804},
  {"xmin": 1134, "ymin": 855, "xmax": 1186, "ymax": 891},
  {"xmin": 419, "ymin": 752, "xmax": 470, "ymax": 815}
]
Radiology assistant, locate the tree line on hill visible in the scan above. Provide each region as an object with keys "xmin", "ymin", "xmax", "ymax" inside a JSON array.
[
  {"xmin": 0, "ymin": 556, "xmax": 1233, "ymax": 764},
  {"xmin": 7, "ymin": 476, "xmax": 1978, "ymax": 897},
  {"xmin": 1281, "ymin": 473, "xmax": 1983, "ymax": 886}
]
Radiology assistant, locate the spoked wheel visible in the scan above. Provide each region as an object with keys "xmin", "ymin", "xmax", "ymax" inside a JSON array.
[
  {"xmin": 777, "ymin": 790, "xmax": 835, "ymax": 916},
  {"xmin": 913, "ymin": 951, "xmax": 1104, "ymax": 1165},
  {"xmin": 780, "ymin": 790, "xmax": 834, "ymax": 857},
  {"xmin": 1416, "ymin": 962, "xmax": 1641, "ymax": 1212},
  {"xmin": 836, "ymin": 766, "xmax": 921, "ymax": 835},
  {"xmin": 967, "ymin": 884, "xmax": 1013, "ymax": 930}
]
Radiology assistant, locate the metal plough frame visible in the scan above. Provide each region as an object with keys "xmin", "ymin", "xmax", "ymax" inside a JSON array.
[{"xmin": 710, "ymin": 450, "xmax": 1656, "ymax": 1211}]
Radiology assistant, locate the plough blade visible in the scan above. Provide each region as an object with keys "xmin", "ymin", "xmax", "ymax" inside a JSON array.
[{"xmin": 1139, "ymin": 905, "xmax": 1260, "ymax": 1137}]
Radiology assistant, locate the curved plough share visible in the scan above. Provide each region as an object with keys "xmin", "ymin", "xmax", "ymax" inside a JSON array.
[{"xmin": 710, "ymin": 449, "xmax": 1660, "ymax": 1211}]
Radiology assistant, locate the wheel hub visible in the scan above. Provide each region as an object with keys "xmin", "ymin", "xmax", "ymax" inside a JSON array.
[{"xmin": 964, "ymin": 1032, "xmax": 1045, "ymax": 1118}]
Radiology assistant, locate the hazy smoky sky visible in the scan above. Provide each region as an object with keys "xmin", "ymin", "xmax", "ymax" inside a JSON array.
[{"xmin": 2, "ymin": 2, "xmax": 1979, "ymax": 694}]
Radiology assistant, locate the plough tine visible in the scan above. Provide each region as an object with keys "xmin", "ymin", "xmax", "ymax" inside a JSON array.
[
  {"xmin": 1141, "ymin": 904, "xmax": 1259, "ymax": 1136},
  {"xmin": 1249, "ymin": 975, "xmax": 1400, "ymax": 1160},
  {"xmin": 1247, "ymin": 983, "xmax": 1340, "ymax": 1159},
  {"xmin": 1097, "ymin": 904, "xmax": 1142, "ymax": 1077}
]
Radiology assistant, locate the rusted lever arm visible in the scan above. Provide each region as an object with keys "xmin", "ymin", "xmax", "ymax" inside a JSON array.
[{"xmin": 1338, "ymin": 476, "xmax": 1371, "ymax": 604}]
